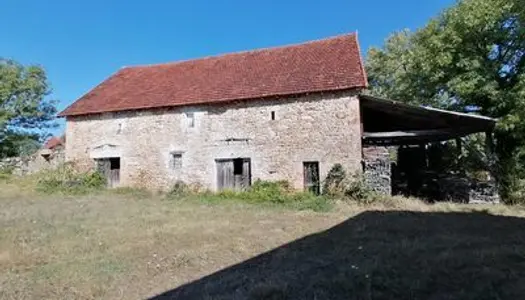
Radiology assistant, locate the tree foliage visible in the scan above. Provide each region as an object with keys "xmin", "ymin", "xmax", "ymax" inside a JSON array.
[
  {"xmin": 366, "ymin": 0, "xmax": 525, "ymax": 203},
  {"xmin": 0, "ymin": 58, "xmax": 56, "ymax": 158}
]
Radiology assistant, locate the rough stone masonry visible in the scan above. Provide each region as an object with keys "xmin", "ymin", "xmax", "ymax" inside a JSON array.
[
  {"xmin": 65, "ymin": 90, "xmax": 363, "ymax": 191},
  {"xmin": 362, "ymin": 146, "xmax": 392, "ymax": 195}
]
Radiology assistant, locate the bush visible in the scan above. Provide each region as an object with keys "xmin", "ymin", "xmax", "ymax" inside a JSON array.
[
  {"xmin": 167, "ymin": 180, "xmax": 190, "ymax": 198},
  {"xmin": 0, "ymin": 167, "xmax": 13, "ymax": 181},
  {"xmin": 323, "ymin": 164, "xmax": 348, "ymax": 197},
  {"xmin": 344, "ymin": 173, "xmax": 376, "ymax": 204},
  {"xmin": 81, "ymin": 172, "xmax": 106, "ymax": 188},
  {"xmin": 36, "ymin": 163, "xmax": 106, "ymax": 194},
  {"xmin": 244, "ymin": 180, "xmax": 293, "ymax": 203},
  {"xmin": 503, "ymin": 178, "xmax": 525, "ymax": 205},
  {"xmin": 323, "ymin": 164, "xmax": 376, "ymax": 204},
  {"xmin": 171, "ymin": 179, "xmax": 333, "ymax": 212}
]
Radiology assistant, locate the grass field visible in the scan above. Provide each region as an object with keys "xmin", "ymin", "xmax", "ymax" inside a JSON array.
[{"xmin": 2, "ymin": 180, "xmax": 525, "ymax": 299}]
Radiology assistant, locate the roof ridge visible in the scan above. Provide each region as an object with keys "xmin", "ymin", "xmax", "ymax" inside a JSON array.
[{"xmin": 125, "ymin": 32, "xmax": 358, "ymax": 69}]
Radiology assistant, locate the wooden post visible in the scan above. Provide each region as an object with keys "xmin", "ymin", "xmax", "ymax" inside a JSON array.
[
  {"xmin": 456, "ymin": 138, "xmax": 463, "ymax": 173},
  {"xmin": 485, "ymin": 130, "xmax": 495, "ymax": 181},
  {"xmin": 456, "ymin": 138, "xmax": 462, "ymax": 156}
]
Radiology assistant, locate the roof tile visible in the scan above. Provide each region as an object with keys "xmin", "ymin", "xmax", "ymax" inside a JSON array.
[{"xmin": 59, "ymin": 33, "xmax": 367, "ymax": 117}]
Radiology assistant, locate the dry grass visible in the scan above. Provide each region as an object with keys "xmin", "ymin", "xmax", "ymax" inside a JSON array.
[{"xmin": 1, "ymin": 180, "xmax": 525, "ymax": 299}]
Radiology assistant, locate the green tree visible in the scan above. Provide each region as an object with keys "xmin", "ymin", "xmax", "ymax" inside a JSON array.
[
  {"xmin": 366, "ymin": 0, "xmax": 525, "ymax": 203},
  {"xmin": 0, "ymin": 58, "xmax": 56, "ymax": 158}
]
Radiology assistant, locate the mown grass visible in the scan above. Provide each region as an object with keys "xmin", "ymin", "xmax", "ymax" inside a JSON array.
[{"xmin": 2, "ymin": 177, "xmax": 525, "ymax": 299}]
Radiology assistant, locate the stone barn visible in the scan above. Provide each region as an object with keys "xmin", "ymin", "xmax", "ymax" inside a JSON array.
[{"xmin": 58, "ymin": 33, "xmax": 496, "ymax": 200}]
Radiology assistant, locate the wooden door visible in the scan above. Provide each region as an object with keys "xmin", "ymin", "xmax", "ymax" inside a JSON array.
[
  {"xmin": 241, "ymin": 159, "xmax": 251, "ymax": 189},
  {"xmin": 233, "ymin": 159, "xmax": 251, "ymax": 191},
  {"xmin": 109, "ymin": 169, "xmax": 120, "ymax": 187},
  {"xmin": 96, "ymin": 159, "xmax": 111, "ymax": 187},
  {"xmin": 217, "ymin": 159, "xmax": 251, "ymax": 191},
  {"xmin": 95, "ymin": 158, "xmax": 120, "ymax": 188},
  {"xmin": 304, "ymin": 162, "xmax": 320, "ymax": 195},
  {"xmin": 109, "ymin": 158, "xmax": 120, "ymax": 188},
  {"xmin": 217, "ymin": 160, "xmax": 234, "ymax": 190}
]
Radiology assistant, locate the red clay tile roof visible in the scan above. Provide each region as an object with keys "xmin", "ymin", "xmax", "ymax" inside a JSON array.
[
  {"xmin": 43, "ymin": 136, "xmax": 64, "ymax": 149},
  {"xmin": 58, "ymin": 33, "xmax": 367, "ymax": 117}
]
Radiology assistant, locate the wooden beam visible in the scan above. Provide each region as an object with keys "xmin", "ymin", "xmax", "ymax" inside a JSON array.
[{"xmin": 363, "ymin": 129, "xmax": 469, "ymax": 139}]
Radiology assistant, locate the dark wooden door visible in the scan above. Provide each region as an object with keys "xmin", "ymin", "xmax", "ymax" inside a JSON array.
[{"xmin": 304, "ymin": 162, "xmax": 320, "ymax": 195}]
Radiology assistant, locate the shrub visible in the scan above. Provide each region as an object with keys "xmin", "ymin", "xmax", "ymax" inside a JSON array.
[
  {"xmin": 344, "ymin": 172, "xmax": 376, "ymax": 204},
  {"xmin": 234, "ymin": 180, "xmax": 333, "ymax": 211},
  {"xmin": 167, "ymin": 180, "xmax": 190, "ymax": 198},
  {"xmin": 81, "ymin": 171, "xmax": 106, "ymax": 188},
  {"xmin": 323, "ymin": 164, "xmax": 348, "ymax": 197},
  {"xmin": 178, "ymin": 179, "xmax": 333, "ymax": 212},
  {"xmin": 0, "ymin": 166, "xmax": 14, "ymax": 181},
  {"xmin": 322, "ymin": 164, "xmax": 376, "ymax": 203},
  {"xmin": 504, "ymin": 178, "xmax": 525, "ymax": 205},
  {"xmin": 36, "ymin": 163, "xmax": 106, "ymax": 194},
  {"xmin": 245, "ymin": 179, "xmax": 292, "ymax": 203}
]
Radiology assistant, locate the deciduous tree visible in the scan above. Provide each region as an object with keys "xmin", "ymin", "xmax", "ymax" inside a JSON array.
[
  {"xmin": 0, "ymin": 59, "xmax": 56, "ymax": 158},
  {"xmin": 366, "ymin": 0, "xmax": 525, "ymax": 202}
]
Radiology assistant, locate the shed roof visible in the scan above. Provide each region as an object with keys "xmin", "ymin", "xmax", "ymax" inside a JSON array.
[
  {"xmin": 360, "ymin": 95, "xmax": 496, "ymax": 145},
  {"xmin": 59, "ymin": 33, "xmax": 367, "ymax": 117}
]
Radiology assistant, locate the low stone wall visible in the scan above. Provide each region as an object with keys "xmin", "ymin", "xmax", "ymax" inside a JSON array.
[
  {"xmin": 469, "ymin": 180, "xmax": 500, "ymax": 204},
  {"xmin": 363, "ymin": 145, "xmax": 500, "ymax": 203},
  {"xmin": 362, "ymin": 146, "xmax": 392, "ymax": 195},
  {"xmin": 431, "ymin": 175, "xmax": 500, "ymax": 204},
  {"xmin": 0, "ymin": 148, "xmax": 65, "ymax": 175}
]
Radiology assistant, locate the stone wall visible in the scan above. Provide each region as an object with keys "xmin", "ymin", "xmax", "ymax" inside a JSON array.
[
  {"xmin": 0, "ymin": 148, "xmax": 65, "ymax": 175},
  {"xmin": 438, "ymin": 176, "xmax": 501, "ymax": 204},
  {"xmin": 362, "ymin": 146, "xmax": 392, "ymax": 195},
  {"xmin": 469, "ymin": 180, "xmax": 500, "ymax": 204},
  {"xmin": 65, "ymin": 90, "xmax": 363, "ymax": 191}
]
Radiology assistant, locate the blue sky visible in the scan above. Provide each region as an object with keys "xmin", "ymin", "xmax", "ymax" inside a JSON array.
[{"xmin": 1, "ymin": 0, "xmax": 455, "ymax": 136}]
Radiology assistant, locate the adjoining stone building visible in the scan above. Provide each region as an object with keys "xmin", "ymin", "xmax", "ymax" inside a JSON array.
[
  {"xmin": 0, "ymin": 136, "xmax": 65, "ymax": 176},
  {"xmin": 59, "ymin": 33, "xmax": 497, "ymax": 201}
]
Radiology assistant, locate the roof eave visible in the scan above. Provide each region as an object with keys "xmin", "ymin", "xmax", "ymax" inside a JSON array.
[{"xmin": 59, "ymin": 86, "xmax": 367, "ymax": 118}]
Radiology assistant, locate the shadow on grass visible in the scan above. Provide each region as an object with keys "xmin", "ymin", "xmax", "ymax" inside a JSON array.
[{"xmin": 148, "ymin": 211, "xmax": 525, "ymax": 299}]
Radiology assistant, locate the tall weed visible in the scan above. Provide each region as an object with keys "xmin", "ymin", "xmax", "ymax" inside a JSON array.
[
  {"xmin": 167, "ymin": 179, "xmax": 333, "ymax": 212},
  {"xmin": 36, "ymin": 163, "xmax": 105, "ymax": 194}
]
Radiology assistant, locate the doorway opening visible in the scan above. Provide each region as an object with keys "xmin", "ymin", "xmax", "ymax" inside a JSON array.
[
  {"xmin": 303, "ymin": 161, "xmax": 320, "ymax": 195},
  {"xmin": 95, "ymin": 157, "xmax": 121, "ymax": 188}
]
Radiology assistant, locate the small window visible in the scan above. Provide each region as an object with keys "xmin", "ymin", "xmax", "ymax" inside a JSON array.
[
  {"xmin": 186, "ymin": 112, "xmax": 195, "ymax": 128},
  {"xmin": 117, "ymin": 123, "xmax": 122, "ymax": 134},
  {"xmin": 271, "ymin": 111, "xmax": 276, "ymax": 120},
  {"xmin": 171, "ymin": 153, "xmax": 182, "ymax": 170}
]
